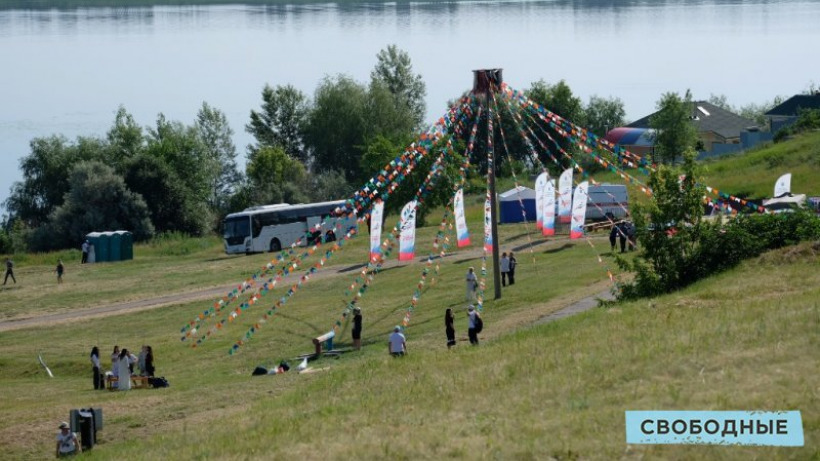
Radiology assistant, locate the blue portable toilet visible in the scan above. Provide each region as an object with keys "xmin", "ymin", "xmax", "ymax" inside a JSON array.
[
  {"xmin": 118, "ymin": 231, "xmax": 134, "ymax": 261},
  {"xmin": 499, "ymin": 186, "xmax": 537, "ymax": 224},
  {"xmin": 85, "ymin": 232, "xmax": 110, "ymax": 262},
  {"xmin": 109, "ymin": 232, "xmax": 122, "ymax": 262}
]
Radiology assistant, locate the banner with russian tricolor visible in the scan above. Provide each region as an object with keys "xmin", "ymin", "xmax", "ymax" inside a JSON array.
[
  {"xmin": 454, "ymin": 188, "xmax": 470, "ymax": 247},
  {"xmin": 558, "ymin": 168, "xmax": 573, "ymax": 224},
  {"xmin": 399, "ymin": 200, "xmax": 417, "ymax": 261},
  {"xmin": 542, "ymin": 178, "xmax": 555, "ymax": 236},
  {"xmin": 369, "ymin": 200, "xmax": 384, "ymax": 261},
  {"xmin": 535, "ymin": 172, "xmax": 548, "ymax": 230},
  {"xmin": 570, "ymin": 181, "xmax": 589, "ymax": 239}
]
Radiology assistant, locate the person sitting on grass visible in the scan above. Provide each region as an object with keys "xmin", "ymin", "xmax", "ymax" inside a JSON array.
[
  {"xmin": 56, "ymin": 421, "xmax": 81, "ymax": 458},
  {"xmin": 388, "ymin": 326, "xmax": 406, "ymax": 357}
]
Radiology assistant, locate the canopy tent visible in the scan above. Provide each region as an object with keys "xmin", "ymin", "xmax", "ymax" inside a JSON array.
[
  {"xmin": 605, "ymin": 127, "xmax": 657, "ymax": 146},
  {"xmin": 499, "ymin": 186, "xmax": 537, "ymax": 223},
  {"xmin": 762, "ymin": 194, "xmax": 806, "ymax": 213}
]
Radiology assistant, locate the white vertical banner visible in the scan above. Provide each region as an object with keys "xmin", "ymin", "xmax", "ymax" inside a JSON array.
[
  {"xmin": 535, "ymin": 172, "xmax": 548, "ymax": 230},
  {"xmin": 483, "ymin": 195, "xmax": 493, "ymax": 252},
  {"xmin": 454, "ymin": 188, "xmax": 470, "ymax": 247},
  {"xmin": 369, "ymin": 200, "xmax": 384, "ymax": 262},
  {"xmin": 399, "ymin": 200, "xmax": 417, "ymax": 261},
  {"xmin": 774, "ymin": 173, "xmax": 791, "ymax": 197},
  {"xmin": 542, "ymin": 179, "xmax": 556, "ymax": 236},
  {"xmin": 558, "ymin": 168, "xmax": 573, "ymax": 224},
  {"xmin": 570, "ymin": 181, "xmax": 589, "ymax": 240}
]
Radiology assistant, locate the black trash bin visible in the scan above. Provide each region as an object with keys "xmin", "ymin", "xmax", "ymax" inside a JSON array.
[{"xmin": 70, "ymin": 408, "xmax": 102, "ymax": 450}]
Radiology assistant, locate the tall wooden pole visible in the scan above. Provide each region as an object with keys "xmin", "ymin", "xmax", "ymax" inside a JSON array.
[{"xmin": 473, "ymin": 69, "xmax": 503, "ymax": 300}]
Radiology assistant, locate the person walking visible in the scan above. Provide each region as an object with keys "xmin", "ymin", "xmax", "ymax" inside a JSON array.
[
  {"xmin": 465, "ymin": 267, "xmax": 477, "ymax": 302},
  {"xmin": 467, "ymin": 305, "xmax": 480, "ymax": 345},
  {"xmin": 445, "ymin": 308, "xmax": 456, "ymax": 349},
  {"xmin": 351, "ymin": 307, "xmax": 363, "ymax": 351},
  {"xmin": 388, "ymin": 326, "xmax": 406, "ymax": 357},
  {"xmin": 56, "ymin": 259, "xmax": 64, "ymax": 284},
  {"xmin": 508, "ymin": 252, "xmax": 517, "ymax": 285},
  {"xmin": 4, "ymin": 258, "xmax": 16, "ymax": 285},
  {"xmin": 90, "ymin": 347, "xmax": 103, "ymax": 390},
  {"xmin": 500, "ymin": 252, "xmax": 510, "ymax": 287},
  {"xmin": 81, "ymin": 240, "xmax": 89, "ymax": 264}
]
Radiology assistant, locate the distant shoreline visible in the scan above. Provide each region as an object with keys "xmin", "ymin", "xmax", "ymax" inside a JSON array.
[{"xmin": 2, "ymin": 0, "xmax": 452, "ymax": 10}]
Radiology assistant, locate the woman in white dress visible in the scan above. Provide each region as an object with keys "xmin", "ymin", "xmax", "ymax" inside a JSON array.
[{"xmin": 117, "ymin": 349, "xmax": 132, "ymax": 391}]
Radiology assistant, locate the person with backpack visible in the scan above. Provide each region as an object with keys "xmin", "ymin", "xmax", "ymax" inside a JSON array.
[
  {"xmin": 508, "ymin": 252, "xmax": 517, "ymax": 285},
  {"xmin": 467, "ymin": 305, "xmax": 482, "ymax": 345}
]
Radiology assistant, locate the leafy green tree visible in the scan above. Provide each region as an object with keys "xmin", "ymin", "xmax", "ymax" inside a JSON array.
[
  {"xmin": 616, "ymin": 151, "xmax": 705, "ymax": 298},
  {"xmin": 146, "ymin": 114, "xmax": 214, "ymax": 205},
  {"xmin": 246, "ymin": 84, "xmax": 309, "ymax": 163},
  {"xmin": 370, "ymin": 44, "xmax": 427, "ymax": 130},
  {"xmin": 4, "ymin": 135, "xmax": 108, "ymax": 226},
  {"xmin": 649, "ymin": 90, "xmax": 698, "ymax": 163},
  {"xmin": 195, "ymin": 102, "xmax": 241, "ymax": 213},
  {"xmin": 244, "ymin": 145, "xmax": 310, "ymax": 206},
  {"xmin": 304, "ymin": 75, "xmax": 368, "ymax": 182},
  {"xmin": 585, "ymin": 95, "xmax": 626, "ymax": 137},
  {"xmin": 34, "ymin": 161, "xmax": 153, "ymax": 251},
  {"xmin": 525, "ymin": 79, "xmax": 586, "ymax": 169},
  {"xmin": 106, "ymin": 106, "xmax": 144, "ymax": 164}
]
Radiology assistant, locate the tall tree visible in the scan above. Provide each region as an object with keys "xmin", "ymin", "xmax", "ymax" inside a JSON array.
[
  {"xmin": 106, "ymin": 106, "xmax": 144, "ymax": 165},
  {"xmin": 195, "ymin": 102, "xmax": 241, "ymax": 213},
  {"xmin": 370, "ymin": 44, "xmax": 427, "ymax": 130},
  {"xmin": 525, "ymin": 79, "xmax": 586, "ymax": 170},
  {"xmin": 146, "ymin": 114, "xmax": 213, "ymax": 204},
  {"xmin": 246, "ymin": 84, "xmax": 309, "ymax": 163},
  {"xmin": 585, "ymin": 95, "xmax": 626, "ymax": 137},
  {"xmin": 304, "ymin": 75, "xmax": 368, "ymax": 183},
  {"xmin": 35, "ymin": 161, "xmax": 154, "ymax": 251},
  {"xmin": 243, "ymin": 145, "xmax": 310, "ymax": 206},
  {"xmin": 650, "ymin": 90, "xmax": 698, "ymax": 163}
]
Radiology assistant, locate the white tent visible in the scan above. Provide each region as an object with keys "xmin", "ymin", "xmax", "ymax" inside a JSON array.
[
  {"xmin": 762, "ymin": 194, "xmax": 806, "ymax": 213},
  {"xmin": 499, "ymin": 186, "xmax": 536, "ymax": 201}
]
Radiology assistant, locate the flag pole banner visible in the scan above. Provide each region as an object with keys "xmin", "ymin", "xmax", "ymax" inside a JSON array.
[
  {"xmin": 570, "ymin": 181, "xmax": 589, "ymax": 239},
  {"xmin": 369, "ymin": 200, "xmax": 384, "ymax": 261},
  {"xmin": 558, "ymin": 168, "xmax": 573, "ymax": 224},
  {"xmin": 399, "ymin": 200, "xmax": 417, "ymax": 261},
  {"xmin": 454, "ymin": 188, "xmax": 470, "ymax": 247},
  {"xmin": 535, "ymin": 172, "xmax": 548, "ymax": 230},
  {"xmin": 483, "ymin": 196, "xmax": 493, "ymax": 252},
  {"xmin": 543, "ymin": 178, "xmax": 556, "ymax": 236}
]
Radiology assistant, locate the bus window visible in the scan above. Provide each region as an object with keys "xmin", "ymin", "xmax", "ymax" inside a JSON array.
[
  {"xmin": 223, "ymin": 217, "xmax": 250, "ymax": 245},
  {"xmin": 252, "ymin": 216, "xmax": 263, "ymax": 237}
]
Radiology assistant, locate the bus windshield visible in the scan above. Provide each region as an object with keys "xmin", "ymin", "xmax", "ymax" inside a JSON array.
[{"xmin": 223, "ymin": 217, "xmax": 250, "ymax": 245}]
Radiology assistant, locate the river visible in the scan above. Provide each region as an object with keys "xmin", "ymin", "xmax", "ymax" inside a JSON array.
[{"xmin": 1, "ymin": 0, "xmax": 818, "ymax": 208}]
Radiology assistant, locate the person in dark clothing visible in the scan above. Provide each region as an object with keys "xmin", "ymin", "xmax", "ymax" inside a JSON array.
[
  {"xmin": 609, "ymin": 224, "xmax": 618, "ymax": 252},
  {"xmin": 4, "ymin": 258, "xmax": 16, "ymax": 285},
  {"xmin": 508, "ymin": 252, "xmax": 517, "ymax": 285},
  {"xmin": 90, "ymin": 346, "xmax": 104, "ymax": 390},
  {"xmin": 351, "ymin": 307, "xmax": 362, "ymax": 351},
  {"xmin": 625, "ymin": 221, "xmax": 637, "ymax": 251},
  {"xmin": 56, "ymin": 259, "xmax": 64, "ymax": 284},
  {"xmin": 145, "ymin": 345, "xmax": 155, "ymax": 377},
  {"xmin": 81, "ymin": 240, "xmax": 89, "ymax": 264},
  {"xmin": 445, "ymin": 308, "xmax": 456, "ymax": 349},
  {"xmin": 618, "ymin": 222, "xmax": 628, "ymax": 253}
]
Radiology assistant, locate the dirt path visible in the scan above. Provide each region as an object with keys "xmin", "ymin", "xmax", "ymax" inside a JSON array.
[
  {"xmin": 0, "ymin": 234, "xmax": 608, "ymax": 332},
  {"xmin": 534, "ymin": 288, "xmax": 615, "ymax": 325}
]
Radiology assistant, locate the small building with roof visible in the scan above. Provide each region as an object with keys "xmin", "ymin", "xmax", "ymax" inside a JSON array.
[{"xmin": 765, "ymin": 92, "xmax": 820, "ymax": 133}]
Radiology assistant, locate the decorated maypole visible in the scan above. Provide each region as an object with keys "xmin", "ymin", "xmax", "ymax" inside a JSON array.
[{"xmin": 473, "ymin": 69, "xmax": 503, "ymax": 300}]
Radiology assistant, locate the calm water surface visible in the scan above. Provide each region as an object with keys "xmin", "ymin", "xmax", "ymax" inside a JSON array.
[{"xmin": 1, "ymin": 0, "xmax": 819, "ymax": 206}]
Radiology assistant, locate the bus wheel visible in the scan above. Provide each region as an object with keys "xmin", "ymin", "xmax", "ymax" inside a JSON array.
[{"xmin": 270, "ymin": 239, "xmax": 281, "ymax": 252}]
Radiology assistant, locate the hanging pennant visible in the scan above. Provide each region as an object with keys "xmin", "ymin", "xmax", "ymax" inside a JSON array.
[
  {"xmin": 570, "ymin": 181, "xmax": 589, "ymax": 240},
  {"xmin": 543, "ymin": 179, "xmax": 556, "ymax": 236},
  {"xmin": 483, "ymin": 196, "xmax": 493, "ymax": 252},
  {"xmin": 454, "ymin": 188, "xmax": 470, "ymax": 247},
  {"xmin": 558, "ymin": 168, "xmax": 573, "ymax": 224},
  {"xmin": 535, "ymin": 172, "xmax": 548, "ymax": 230},
  {"xmin": 369, "ymin": 200, "xmax": 384, "ymax": 262},
  {"xmin": 399, "ymin": 200, "xmax": 417, "ymax": 261}
]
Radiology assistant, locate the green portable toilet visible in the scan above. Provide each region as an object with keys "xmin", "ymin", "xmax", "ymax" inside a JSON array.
[
  {"xmin": 109, "ymin": 232, "xmax": 122, "ymax": 262},
  {"xmin": 85, "ymin": 232, "xmax": 109, "ymax": 263},
  {"xmin": 119, "ymin": 231, "xmax": 133, "ymax": 261}
]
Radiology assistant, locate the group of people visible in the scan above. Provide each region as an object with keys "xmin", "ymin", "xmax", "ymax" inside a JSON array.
[
  {"xmin": 446, "ymin": 304, "xmax": 483, "ymax": 348},
  {"xmin": 465, "ymin": 251, "xmax": 518, "ymax": 302},
  {"xmin": 90, "ymin": 345, "xmax": 155, "ymax": 390},
  {"xmin": 609, "ymin": 220, "xmax": 637, "ymax": 253}
]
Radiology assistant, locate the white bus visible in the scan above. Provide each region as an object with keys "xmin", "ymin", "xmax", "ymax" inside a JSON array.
[{"xmin": 222, "ymin": 200, "xmax": 357, "ymax": 254}]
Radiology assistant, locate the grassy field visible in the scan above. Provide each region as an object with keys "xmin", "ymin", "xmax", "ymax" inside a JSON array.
[{"xmin": 1, "ymin": 132, "xmax": 818, "ymax": 459}]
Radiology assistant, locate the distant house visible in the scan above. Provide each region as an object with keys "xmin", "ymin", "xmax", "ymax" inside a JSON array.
[
  {"xmin": 606, "ymin": 100, "xmax": 762, "ymax": 159},
  {"xmin": 765, "ymin": 92, "xmax": 820, "ymax": 133}
]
